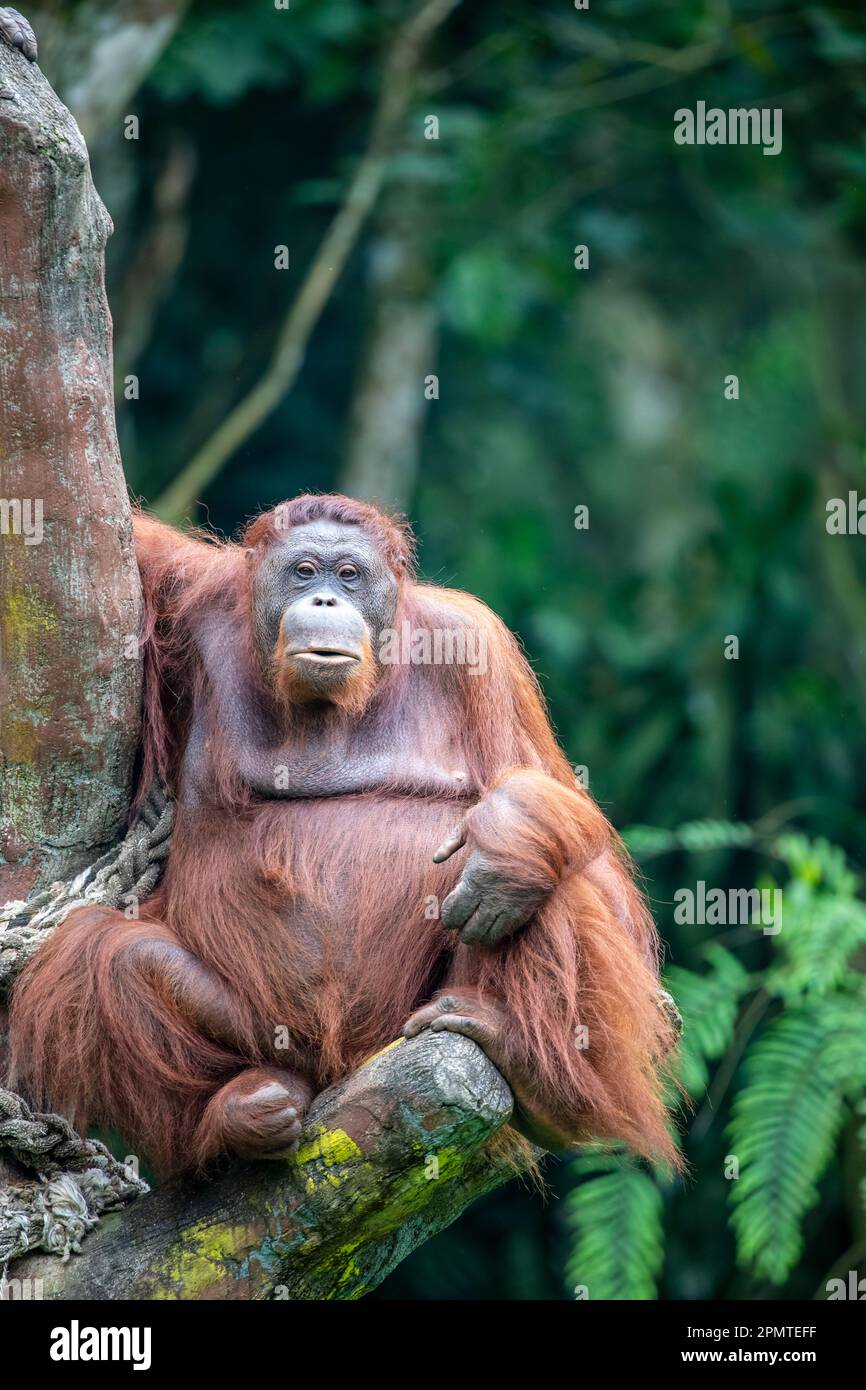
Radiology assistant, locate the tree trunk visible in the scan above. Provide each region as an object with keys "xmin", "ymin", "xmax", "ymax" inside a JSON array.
[{"xmin": 0, "ymin": 36, "xmax": 141, "ymax": 900}]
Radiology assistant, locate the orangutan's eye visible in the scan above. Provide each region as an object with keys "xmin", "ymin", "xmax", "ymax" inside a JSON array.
[
  {"xmin": 338, "ymin": 564, "xmax": 359, "ymax": 581},
  {"xmin": 295, "ymin": 562, "xmax": 316, "ymax": 579}
]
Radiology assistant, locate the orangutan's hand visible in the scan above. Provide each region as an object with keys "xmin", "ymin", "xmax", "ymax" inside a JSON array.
[{"xmin": 0, "ymin": 9, "xmax": 37, "ymax": 61}]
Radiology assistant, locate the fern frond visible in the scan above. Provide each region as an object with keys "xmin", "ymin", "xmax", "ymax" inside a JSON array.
[
  {"xmin": 771, "ymin": 895, "xmax": 866, "ymax": 998},
  {"xmin": 665, "ymin": 945, "xmax": 750, "ymax": 1097},
  {"xmin": 772, "ymin": 834, "xmax": 858, "ymax": 894},
  {"xmin": 623, "ymin": 819, "xmax": 753, "ymax": 859},
  {"xmin": 677, "ymin": 819, "xmax": 754, "ymax": 853},
  {"xmin": 729, "ymin": 1001, "xmax": 866, "ymax": 1283},
  {"xmin": 621, "ymin": 825, "xmax": 678, "ymax": 856},
  {"xmin": 564, "ymin": 1153, "xmax": 664, "ymax": 1300}
]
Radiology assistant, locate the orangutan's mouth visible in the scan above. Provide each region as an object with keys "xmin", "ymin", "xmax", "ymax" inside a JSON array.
[{"xmin": 291, "ymin": 648, "xmax": 361, "ymax": 665}]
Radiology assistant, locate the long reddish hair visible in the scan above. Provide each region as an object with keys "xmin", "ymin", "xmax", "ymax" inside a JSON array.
[{"xmin": 10, "ymin": 496, "xmax": 679, "ymax": 1176}]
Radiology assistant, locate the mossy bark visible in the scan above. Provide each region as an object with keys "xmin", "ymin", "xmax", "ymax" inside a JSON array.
[
  {"xmin": 13, "ymin": 1032, "xmax": 516, "ymax": 1299},
  {"xmin": 0, "ymin": 37, "xmax": 141, "ymax": 900}
]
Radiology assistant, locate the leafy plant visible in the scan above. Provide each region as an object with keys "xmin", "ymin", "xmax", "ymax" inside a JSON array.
[
  {"xmin": 666, "ymin": 943, "xmax": 749, "ymax": 1099},
  {"xmin": 564, "ymin": 1149, "xmax": 664, "ymax": 1301},
  {"xmin": 563, "ymin": 822, "xmax": 866, "ymax": 1298},
  {"xmin": 728, "ymin": 999, "xmax": 865, "ymax": 1282}
]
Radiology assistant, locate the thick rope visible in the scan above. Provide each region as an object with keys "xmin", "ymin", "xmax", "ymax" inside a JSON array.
[
  {"xmin": 0, "ymin": 1090, "xmax": 149, "ymax": 1266},
  {"xmin": 0, "ymin": 781, "xmax": 173, "ymax": 997},
  {"xmin": 657, "ymin": 988, "xmax": 684, "ymax": 1042},
  {"xmin": 0, "ymin": 783, "xmax": 172, "ymax": 1267}
]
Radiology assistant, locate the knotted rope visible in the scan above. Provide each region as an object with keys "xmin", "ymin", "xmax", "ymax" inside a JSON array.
[
  {"xmin": 0, "ymin": 783, "xmax": 173, "ymax": 1269},
  {"xmin": 0, "ymin": 781, "xmax": 172, "ymax": 995},
  {"xmin": 0, "ymin": 1092, "xmax": 148, "ymax": 1267}
]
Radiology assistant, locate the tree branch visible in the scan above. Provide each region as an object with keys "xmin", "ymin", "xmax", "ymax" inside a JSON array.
[
  {"xmin": 12, "ymin": 1031, "xmax": 516, "ymax": 1299},
  {"xmin": 152, "ymin": 0, "xmax": 462, "ymax": 524},
  {"xmin": 339, "ymin": 178, "xmax": 439, "ymax": 510}
]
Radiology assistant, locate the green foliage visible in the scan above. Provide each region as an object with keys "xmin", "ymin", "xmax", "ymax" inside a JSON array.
[
  {"xmin": 767, "ymin": 884, "xmax": 866, "ymax": 1002},
  {"xmin": 151, "ymin": 0, "xmax": 377, "ymax": 105},
  {"xmin": 623, "ymin": 820, "xmax": 754, "ymax": 858},
  {"xmin": 439, "ymin": 248, "xmax": 536, "ymax": 345},
  {"xmin": 563, "ymin": 824, "xmax": 866, "ymax": 1297},
  {"xmin": 666, "ymin": 944, "xmax": 749, "ymax": 1098},
  {"xmin": 721, "ymin": 833, "xmax": 866, "ymax": 1282},
  {"xmin": 564, "ymin": 1151, "xmax": 664, "ymax": 1301},
  {"xmin": 728, "ymin": 1000, "xmax": 866, "ymax": 1283}
]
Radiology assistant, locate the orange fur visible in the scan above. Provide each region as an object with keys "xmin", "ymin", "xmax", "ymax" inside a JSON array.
[{"xmin": 9, "ymin": 496, "xmax": 677, "ymax": 1175}]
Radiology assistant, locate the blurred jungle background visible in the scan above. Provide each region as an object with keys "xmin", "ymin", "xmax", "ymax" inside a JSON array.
[{"xmin": 27, "ymin": 0, "xmax": 866, "ymax": 1299}]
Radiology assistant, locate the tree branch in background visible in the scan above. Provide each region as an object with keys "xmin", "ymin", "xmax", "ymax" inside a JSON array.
[
  {"xmin": 339, "ymin": 180, "xmax": 439, "ymax": 511},
  {"xmin": 112, "ymin": 131, "xmax": 196, "ymax": 396},
  {"xmin": 153, "ymin": 0, "xmax": 462, "ymax": 524},
  {"xmin": 24, "ymin": 0, "xmax": 191, "ymax": 143}
]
